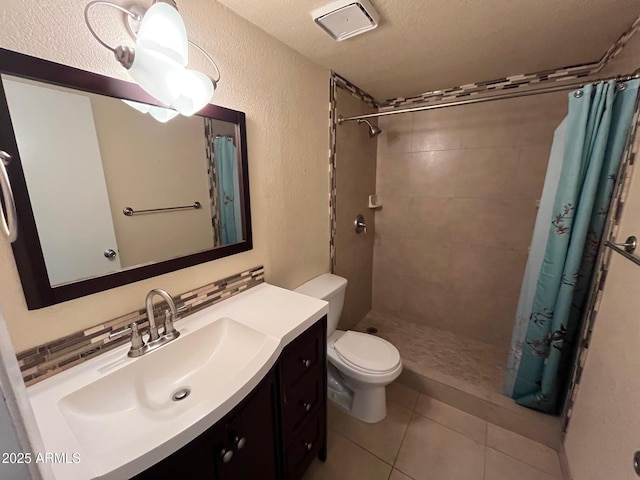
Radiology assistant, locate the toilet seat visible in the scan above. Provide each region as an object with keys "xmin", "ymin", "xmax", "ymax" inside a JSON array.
[{"xmin": 333, "ymin": 331, "xmax": 401, "ymax": 374}]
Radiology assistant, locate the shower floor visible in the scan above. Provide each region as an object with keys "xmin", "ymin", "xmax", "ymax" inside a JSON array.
[
  {"xmin": 354, "ymin": 310, "xmax": 563, "ymax": 449},
  {"xmin": 354, "ymin": 310, "xmax": 510, "ymax": 396}
]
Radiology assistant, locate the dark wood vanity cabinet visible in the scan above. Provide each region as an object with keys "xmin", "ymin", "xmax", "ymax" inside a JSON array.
[
  {"xmin": 133, "ymin": 367, "xmax": 279, "ymax": 480},
  {"xmin": 133, "ymin": 316, "xmax": 327, "ymax": 480},
  {"xmin": 279, "ymin": 317, "xmax": 327, "ymax": 479}
]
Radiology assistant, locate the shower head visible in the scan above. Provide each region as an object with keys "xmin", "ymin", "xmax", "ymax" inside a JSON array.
[{"xmin": 356, "ymin": 119, "xmax": 382, "ymax": 138}]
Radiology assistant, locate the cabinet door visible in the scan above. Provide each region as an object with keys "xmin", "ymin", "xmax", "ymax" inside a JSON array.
[
  {"xmin": 233, "ymin": 374, "xmax": 278, "ymax": 480},
  {"xmin": 212, "ymin": 372, "xmax": 279, "ymax": 480},
  {"xmin": 131, "ymin": 433, "xmax": 216, "ymax": 480},
  {"xmin": 133, "ymin": 370, "xmax": 277, "ymax": 480}
]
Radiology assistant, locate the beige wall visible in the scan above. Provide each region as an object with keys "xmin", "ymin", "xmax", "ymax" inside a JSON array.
[
  {"xmin": 563, "ymin": 35, "xmax": 640, "ymax": 480},
  {"xmin": 0, "ymin": 0, "xmax": 330, "ymax": 352},
  {"xmin": 334, "ymin": 88, "xmax": 377, "ymax": 330},
  {"xmin": 91, "ymin": 95, "xmax": 215, "ymax": 268},
  {"xmin": 372, "ymin": 92, "xmax": 566, "ymax": 346}
]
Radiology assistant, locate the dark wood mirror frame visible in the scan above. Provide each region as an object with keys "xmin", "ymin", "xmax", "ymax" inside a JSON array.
[{"xmin": 0, "ymin": 48, "xmax": 252, "ymax": 310}]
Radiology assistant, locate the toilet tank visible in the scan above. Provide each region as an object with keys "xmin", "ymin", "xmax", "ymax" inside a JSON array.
[{"xmin": 294, "ymin": 273, "xmax": 347, "ymax": 336}]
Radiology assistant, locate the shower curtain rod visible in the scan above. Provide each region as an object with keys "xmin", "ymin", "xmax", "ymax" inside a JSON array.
[{"xmin": 337, "ymin": 70, "xmax": 640, "ymax": 124}]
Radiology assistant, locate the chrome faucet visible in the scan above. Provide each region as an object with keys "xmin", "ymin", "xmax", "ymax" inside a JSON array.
[
  {"xmin": 110, "ymin": 288, "xmax": 182, "ymax": 357},
  {"xmin": 146, "ymin": 288, "xmax": 178, "ymax": 343}
]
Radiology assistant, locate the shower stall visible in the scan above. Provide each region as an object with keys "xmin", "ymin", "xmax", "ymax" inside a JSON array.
[
  {"xmin": 356, "ymin": 91, "xmax": 566, "ymax": 397},
  {"xmin": 332, "ymin": 69, "xmax": 640, "ymax": 438}
]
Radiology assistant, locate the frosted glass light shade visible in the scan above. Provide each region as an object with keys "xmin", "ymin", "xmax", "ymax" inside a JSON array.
[
  {"xmin": 122, "ymin": 100, "xmax": 179, "ymax": 123},
  {"xmin": 122, "ymin": 99, "xmax": 151, "ymax": 114},
  {"xmin": 137, "ymin": 2, "xmax": 188, "ymax": 66},
  {"xmin": 127, "ymin": 47, "xmax": 183, "ymax": 106},
  {"xmin": 148, "ymin": 106, "xmax": 180, "ymax": 123},
  {"xmin": 170, "ymin": 69, "xmax": 214, "ymax": 116}
]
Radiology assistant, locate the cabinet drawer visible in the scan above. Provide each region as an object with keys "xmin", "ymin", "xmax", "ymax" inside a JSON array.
[
  {"xmin": 286, "ymin": 411, "xmax": 324, "ymax": 480},
  {"xmin": 282, "ymin": 364, "xmax": 322, "ymax": 442},
  {"xmin": 281, "ymin": 321, "xmax": 323, "ymax": 388}
]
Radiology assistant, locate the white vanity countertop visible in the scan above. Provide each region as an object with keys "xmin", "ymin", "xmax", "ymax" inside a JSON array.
[{"xmin": 27, "ymin": 283, "xmax": 328, "ymax": 480}]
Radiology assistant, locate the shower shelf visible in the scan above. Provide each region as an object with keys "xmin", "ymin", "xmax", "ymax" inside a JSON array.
[{"xmin": 368, "ymin": 194, "xmax": 382, "ymax": 209}]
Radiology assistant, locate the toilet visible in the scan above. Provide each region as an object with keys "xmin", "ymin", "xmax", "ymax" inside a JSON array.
[{"xmin": 294, "ymin": 273, "xmax": 402, "ymax": 423}]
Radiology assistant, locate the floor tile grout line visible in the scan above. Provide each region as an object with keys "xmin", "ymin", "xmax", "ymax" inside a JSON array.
[
  {"xmin": 327, "ymin": 395, "xmax": 561, "ymax": 480},
  {"xmin": 394, "ymin": 465, "xmax": 418, "ymax": 480},
  {"xmin": 391, "ymin": 409, "xmax": 414, "ymax": 470},
  {"xmin": 409, "ymin": 403, "xmax": 488, "ymax": 446},
  {"xmin": 486, "ymin": 424, "xmax": 564, "ymax": 474},
  {"xmin": 485, "ymin": 445, "xmax": 563, "ymax": 479},
  {"xmin": 391, "ymin": 411, "xmax": 423, "ymax": 480},
  {"xmin": 482, "ymin": 445, "xmax": 488, "ymax": 480},
  {"xmin": 330, "ymin": 400, "xmax": 415, "ymax": 471},
  {"xmin": 332, "ymin": 422, "xmax": 559, "ymax": 480},
  {"xmin": 483, "ymin": 426, "xmax": 489, "ymax": 480},
  {"xmin": 329, "ymin": 426, "xmax": 396, "ymax": 469}
]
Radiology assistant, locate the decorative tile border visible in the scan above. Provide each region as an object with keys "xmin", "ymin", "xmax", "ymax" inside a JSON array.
[
  {"xmin": 594, "ymin": 14, "xmax": 640, "ymax": 73},
  {"xmin": 328, "ymin": 20, "xmax": 639, "ymax": 274},
  {"xmin": 561, "ymin": 90, "xmax": 640, "ymax": 433},
  {"xmin": 329, "ymin": 72, "xmax": 379, "ymax": 273},
  {"xmin": 204, "ymin": 118, "xmax": 222, "ymax": 246},
  {"xmin": 379, "ymin": 14, "xmax": 640, "ymax": 109},
  {"xmin": 332, "ymin": 72, "xmax": 379, "ymax": 109},
  {"xmin": 329, "ymin": 75, "xmax": 338, "ymax": 273},
  {"xmin": 17, "ymin": 266, "xmax": 265, "ymax": 386}
]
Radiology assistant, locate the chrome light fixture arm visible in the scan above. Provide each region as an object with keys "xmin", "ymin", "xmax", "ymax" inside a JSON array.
[
  {"xmin": 84, "ymin": 1, "xmax": 141, "ymax": 54},
  {"xmin": 83, "ymin": 0, "xmax": 220, "ymax": 84},
  {"xmin": 188, "ymin": 40, "xmax": 221, "ymax": 87}
]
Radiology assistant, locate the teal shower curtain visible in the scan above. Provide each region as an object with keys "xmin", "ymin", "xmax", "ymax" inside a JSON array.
[
  {"xmin": 504, "ymin": 79, "xmax": 640, "ymax": 413},
  {"xmin": 214, "ymin": 136, "xmax": 242, "ymax": 244}
]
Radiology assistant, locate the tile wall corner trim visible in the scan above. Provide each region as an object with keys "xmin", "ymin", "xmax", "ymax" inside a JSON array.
[
  {"xmin": 17, "ymin": 266, "xmax": 265, "ymax": 386},
  {"xmin": 329, "ymin": 72, "xmax": 379, "ymax": 273},
  {"xmin": 379, "ymin": 15, "xmax": 640, "ymax": 109}
]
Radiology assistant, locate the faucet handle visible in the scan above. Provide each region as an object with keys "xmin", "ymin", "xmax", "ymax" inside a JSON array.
[
  {"xmin": 163, "ymin": 309, "xmax": 181, "ymax": 340},
  {"xmin": 129, "ymin": 322, "xmax": 144, "ymax": 350},
  {"xmin": 109, "ymin": 322, "xmax": 146, "ymax": 357},
  {"xmin": 109, "ymin": 321, "xmax": 140, "ymax": 341}
]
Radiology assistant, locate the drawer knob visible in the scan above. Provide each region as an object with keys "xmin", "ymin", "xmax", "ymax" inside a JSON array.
[
  {"xmin": 304, "ymin": 442, "xmax": 313, "ymax": 451},
  {"xmin": 302, "ymin": 359, "xmax": 311, "ymax": 368},
  {"xmin": 235, "ymin": 436, "xmax": 246, "ymax": 450},
  {"xmin": 303, "ymin": 402, "xmax": 312, "ymax": 412},
  {"xmin": 221, "ymin": 448, "xmax": 234, "ymax": 463}
]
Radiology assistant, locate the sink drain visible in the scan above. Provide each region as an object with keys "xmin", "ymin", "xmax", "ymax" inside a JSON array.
[{"xmin": 171, "ymin": 387, "xmax": 191, "ymax": 402}]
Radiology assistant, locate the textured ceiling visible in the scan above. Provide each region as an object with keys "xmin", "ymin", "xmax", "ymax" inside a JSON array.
[{"xmin": 216, "ymin": 0, "xmax": 640, "ymax": 101}]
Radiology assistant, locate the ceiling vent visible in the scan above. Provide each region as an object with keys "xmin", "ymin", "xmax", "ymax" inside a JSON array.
[{"xmin": 311, "ymin": 0, "xmax": 380, "ymax": 41}]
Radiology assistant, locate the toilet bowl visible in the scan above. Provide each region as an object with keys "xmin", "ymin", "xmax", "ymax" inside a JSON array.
[{"xmin": 294, "ymin": 273, "xmax": 402, "ymax": 423}]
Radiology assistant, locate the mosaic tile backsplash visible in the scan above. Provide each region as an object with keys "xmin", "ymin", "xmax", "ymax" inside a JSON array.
[{"xmin": 17, "ymin": 266, "xmax": 265, "ymax": 386}]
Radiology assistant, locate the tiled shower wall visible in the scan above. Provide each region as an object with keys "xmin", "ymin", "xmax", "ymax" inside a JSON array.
[
  {"xmin": 372, "ymin": 93, "xmax": 568, "ymax": 346},
  {"xmin": 334, "ymin": 87, "xmax": 378, "ymax": 330}
]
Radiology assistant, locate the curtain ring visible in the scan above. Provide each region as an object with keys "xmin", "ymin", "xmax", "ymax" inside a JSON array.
[
  {"xmin": 573, "ymin": 90, "xmax": 584, "ymax": 98},
  {"xmin": 617, "ymin": 83, "xmax": 628, "ymax": 91}
]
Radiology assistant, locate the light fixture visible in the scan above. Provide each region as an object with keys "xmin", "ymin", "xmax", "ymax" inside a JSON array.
[
  {"xmin": 121, "ymin": 100, "xmax": 180, "ymax": 123},
  {"xmin": 84, "ymin": 0, "xmax": 220, "ymax": 121}
]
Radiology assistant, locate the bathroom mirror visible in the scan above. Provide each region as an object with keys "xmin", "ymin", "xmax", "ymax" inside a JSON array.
[{"xmin": 0, "ymin": 48, "xmax": 252, "ymax": 309}]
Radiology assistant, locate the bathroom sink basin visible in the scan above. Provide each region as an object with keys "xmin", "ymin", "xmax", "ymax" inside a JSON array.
[
  {"xmin": 54, "ymin": 316, "xmax": 279, "ymax": 478},
  {"xmin": 26, "ymin": 283, "xmax": 328, "ymax": 480}
]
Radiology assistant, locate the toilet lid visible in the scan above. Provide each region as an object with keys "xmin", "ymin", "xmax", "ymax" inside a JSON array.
[{"xmin": 333, "ymin": 331, "xmax": 400, "ymax": 373}]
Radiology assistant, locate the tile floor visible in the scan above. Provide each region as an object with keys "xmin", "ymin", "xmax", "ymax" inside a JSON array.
[
  {"xmin": 355, "ymin": 311, "xmax": 509, "ymax": 395},
  {"xmin": 303, "ymin": 382, "xmax": 564, "ymax": 480}
]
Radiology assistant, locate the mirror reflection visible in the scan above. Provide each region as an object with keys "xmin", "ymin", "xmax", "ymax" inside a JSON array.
[{"xmin": 2, "ymin": 75, "xmax": 245, "ymax": 286}]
